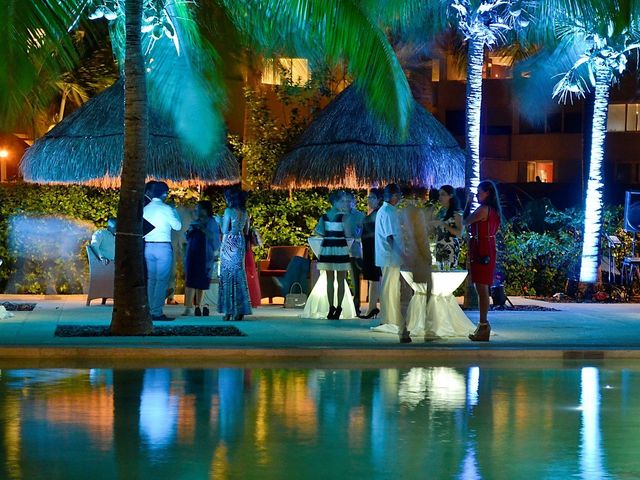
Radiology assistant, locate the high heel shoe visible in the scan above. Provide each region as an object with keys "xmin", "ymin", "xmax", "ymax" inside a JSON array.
[
  {"xmin": 469, "ymin": 323, "xmax": 491, "ymax": 342},
  {"xmin": 327, "ymin": 306, "xmax": 337, "ymax": 320},
  {"xmin": 331, "ymin": 306, "xmax": 342, "ymax": 320},
  {"xmin": 358, "ymin": 308, "xmax": 380, "ymax": 319}
]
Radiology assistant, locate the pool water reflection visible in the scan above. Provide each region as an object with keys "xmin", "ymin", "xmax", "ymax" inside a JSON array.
[{"xmin": 0, "ymin": 364, "xmax": 639, "ymax": 479}]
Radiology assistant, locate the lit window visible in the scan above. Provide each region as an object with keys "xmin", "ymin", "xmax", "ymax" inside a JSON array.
[
  {"xmin": 430, "ymin": 59, "xmax": 440, "ymax": 82},
  {"xmin": 607, "ymin": 103, "xmax": 640, "ymax": 132},
  {"xmin": 607, "ymin": 104, "xmax": 626, "ymax": 131},
  {"xmin": 261, "ymin": 58, "xmax": 310, "ymax": 86},
  {"xmin": 445, "ymin": 54, "xmax": 465, "ymax": 81},
  {"xmin": 486, "ymin": 55, "xmax": 513, "ymax": 79},
  {"xmin": 626, "ymin": 104, "xmax": 640, "ymax": 131},
  {"xmin": 526, "ymin": 161, "xmax": 554, "ymax": 182}
]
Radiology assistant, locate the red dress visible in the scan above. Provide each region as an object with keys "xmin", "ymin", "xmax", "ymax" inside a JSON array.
[
  {"xmin": 469, "ymin": 207, "xmax": 500, "ymax": 286},
  {"xmin": 245, "ymin": 246, "xmax": 262, "ymax": 308}
]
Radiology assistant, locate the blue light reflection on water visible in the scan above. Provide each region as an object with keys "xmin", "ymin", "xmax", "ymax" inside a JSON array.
[
  {"xmin": 0, "ymin": 365, "xmax": 638, "ymax": 479},
  {"xmin": 139, "ymin": 369, "xmax": 178, "ymax": 450},
  {"xmin": 580, "ymin": 367, "xmax": 605, "ymax": 479}
]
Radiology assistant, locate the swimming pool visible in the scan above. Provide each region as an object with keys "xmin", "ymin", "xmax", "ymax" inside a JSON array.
[{"xmin": 0, "ymin": 362, "xmax": 638, "ymax": 479}]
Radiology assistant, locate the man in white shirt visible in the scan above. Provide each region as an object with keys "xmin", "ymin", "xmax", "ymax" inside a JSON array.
[
  {"xmin": 374, "ymin": 183, "xmax": 410, "ymax": 342},
  {"xmin": 90, "ymin": 218, "xmax": 116, "ymax": 264},
  {"xmin": 143, "ymin": 182, "xmax": 182, "ymax": 321}
]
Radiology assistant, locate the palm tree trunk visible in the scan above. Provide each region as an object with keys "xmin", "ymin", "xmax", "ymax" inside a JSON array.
[
  {"xmin": 463, "ymin": 37, "xmax": 484, "ymax": 309},
  {"xmin": 110, "ymin": 0, "xmax": 152, "ymax": 335},
  {"xmin": 578, "ymin": 61, "xmax": 612, "ymax": 284},
  {"xmin": 465, "ymin": 37, "xmax": 484, "ymax": 202}
]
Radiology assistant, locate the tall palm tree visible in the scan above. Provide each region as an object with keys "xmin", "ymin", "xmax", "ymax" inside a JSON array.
[
  {"xmin": 3, "ymin": 0, "xmax": 413, "ymax": 334},
  {"xmin": 446, "ymin": 0, "xmax": 535, "ymax": 203},
  {"xmin": 111, "ymin": 0, "xmax": 151, "ymax": 334},
  {"xmin": 536, "ymin": 0, "xmax": 640, "ymax": 284},
  {"xmin": 372, "ymin": 0, "xmax": 534, "ymax": 201}
]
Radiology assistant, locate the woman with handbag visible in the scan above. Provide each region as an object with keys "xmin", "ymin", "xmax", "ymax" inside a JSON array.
[{"xmin": 463, "ymin": 180, "xmax": 502, "ymax": 341}]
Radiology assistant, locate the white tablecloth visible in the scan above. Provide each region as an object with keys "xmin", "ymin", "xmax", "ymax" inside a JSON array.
[{"xmin": 404, "ymin": 270, "xmax": 474, "ymax": 337}]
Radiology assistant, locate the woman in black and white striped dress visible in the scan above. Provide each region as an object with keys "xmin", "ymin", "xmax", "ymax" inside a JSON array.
[{"xmin": 316, "ymin": 190, "xmax": 351, "ymax": 319}]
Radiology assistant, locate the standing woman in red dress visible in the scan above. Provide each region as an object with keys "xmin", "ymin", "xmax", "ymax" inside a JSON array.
[
  {"xmin": 244, "ymin": 218, "xmax": 263, "ymax": 308},
  {"xmin": 464, "ymin": 180, "xmax": 502, "ymax": 341}
]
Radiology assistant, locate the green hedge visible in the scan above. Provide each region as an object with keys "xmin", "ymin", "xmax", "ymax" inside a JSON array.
[
  {"xmin": 0, "ymin": 183, "xmax": 630, "ymax": 296},
  {"xmin": 0, "ymin": 184, "xmax": 334, "ymax": 293},
  {"xmin": 0, "ymin": 184, "xmax": 119, "ymax": 293}
]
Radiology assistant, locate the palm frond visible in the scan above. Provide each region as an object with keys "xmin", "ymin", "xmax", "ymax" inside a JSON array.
[
  {"xmin": 364, "ymin": 0, "xmax": 448, "ymax": 41},
  {"xmin": 0, "ymin": 0, "xmax": 92, "ymax": 131},
  {"xmin": 512, "ymin": 36, "xmax": 583, "ymax": 121},
  {"xmin": 145, "ymin": 0, "xmax": 227, "ymax": 160},
  {"xmin": 222, "ymin": 0, "xmax": 413, "ymax": 134}
]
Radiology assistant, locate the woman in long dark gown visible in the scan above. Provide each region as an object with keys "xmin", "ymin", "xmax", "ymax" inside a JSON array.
[{"xmin": 359, "ymin": 188, "xmax": 383, "ymax": 319}]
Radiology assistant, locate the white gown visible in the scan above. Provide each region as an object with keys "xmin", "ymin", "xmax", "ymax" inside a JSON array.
[
  {"xmin": 303, "ymin": 237, "xmax": 357, "ymax": 319},
  {"xmin": 302, "ymin": 271, "xmax": 357, "ymax": 319}
]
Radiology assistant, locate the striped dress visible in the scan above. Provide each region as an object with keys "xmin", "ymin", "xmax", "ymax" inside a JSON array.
[{"xmin": 317, "ymin": 213, "xmax": 351, "ymax": 271}]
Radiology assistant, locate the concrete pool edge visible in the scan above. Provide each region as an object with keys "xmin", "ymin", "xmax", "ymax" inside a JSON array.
[{"xmin": 3, "ymin": 346, "xmax": 640, "ymax": 364}]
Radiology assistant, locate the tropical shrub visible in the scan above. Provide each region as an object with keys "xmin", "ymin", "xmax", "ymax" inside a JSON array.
[
  {"xmin": 0, "ymin": 183, "xmax": 631, "ymax": 297},
  {"xmin": 0, "ymin": 183, "xmax": 333, "ymax": 293},
  {"xmin": 498, "ymin": 202, "xmax": 630, "ymax": 296}
]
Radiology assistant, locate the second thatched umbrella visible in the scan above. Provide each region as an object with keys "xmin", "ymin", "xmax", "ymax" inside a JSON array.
[
  {"xmin": 273, "ymin": 86, "xmax": 465, "ymax": 189},
  {"xmin": 20, "ymin": 79, "xmax": 239, "ymax": 187}
]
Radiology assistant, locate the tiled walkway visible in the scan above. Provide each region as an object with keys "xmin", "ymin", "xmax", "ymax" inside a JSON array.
[{"xmin": 1, "ymin": 294, "xmax": 639, "ymax": 362}]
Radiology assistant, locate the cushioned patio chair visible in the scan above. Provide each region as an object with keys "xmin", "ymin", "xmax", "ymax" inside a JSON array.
[
  {"xmin": 259, "ymin": 246, "xmax": 309, "ymax": 303},
  {"xmin": 85, "ymin": 245, "xmax": 114, "ymax": 306}
]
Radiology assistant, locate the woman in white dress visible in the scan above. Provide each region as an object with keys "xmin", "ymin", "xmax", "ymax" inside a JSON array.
[{"xmin": 315, "ymin": 191, "xmax": 351, "ymax": 319}]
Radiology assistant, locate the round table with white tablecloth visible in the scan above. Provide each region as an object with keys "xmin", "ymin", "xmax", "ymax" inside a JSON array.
[
  {"xmin": 302, "ymin": 237, "xmax": 357, "ymax": 319},
  {"xmin": 394, "ymin": 270, "xmax": 473, "ymax": 337}
]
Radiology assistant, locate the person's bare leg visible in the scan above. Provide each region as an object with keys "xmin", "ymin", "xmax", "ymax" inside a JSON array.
[
  {"xmin": 184, "ymin": 287, "xmax": 194, "ymax": 307},
  {"xmin": 366, "ymin": 280, "xmax": 380, "ymax": 314},
  {"xmin": 336, "ymin": 271, "xmax": 346, "ymax": 307},
  {"xmin": 477, "ymin": 284, "xmax": 490, "ymax": 325},
  {"xmin": 469, "ymin": 283, "xmax": 491, "ymax": 341},
  {"xmin": 183, "ymin": 287, "xmax": 195, "ymax": 315},
  {"xmin": 194, "ymin": 289, "xmax": 204, "ymax": 307},
  {"xmin": 327, "ymin": 270, "xmax": 336, "ymax": 308}
]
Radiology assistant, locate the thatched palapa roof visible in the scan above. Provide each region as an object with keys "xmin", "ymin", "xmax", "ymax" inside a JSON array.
[
  {"xmin": 273, "ymin": 86, "xmax": 465, "ymax": 189},
  {"xmin": 20, "ymin": 79, "xmax": 239, "ymax": 188}
]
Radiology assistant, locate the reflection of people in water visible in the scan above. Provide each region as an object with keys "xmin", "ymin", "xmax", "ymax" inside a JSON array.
[
  {"xmin": 218, "ymin": 368, "xmax": 245, "ymax": 444},
  {"xmin": 139, "ymin": 369, "xmax": 178, "ymax": 448}
]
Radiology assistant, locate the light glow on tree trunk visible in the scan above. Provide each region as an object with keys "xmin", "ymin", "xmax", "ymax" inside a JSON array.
[
  {"xmin": 465, "ymin": 38, "xmax": 483, "ymax": 209},
  {"xmin": 579, "ymin": 61, "xmax": 612, "ymax": 283}
]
